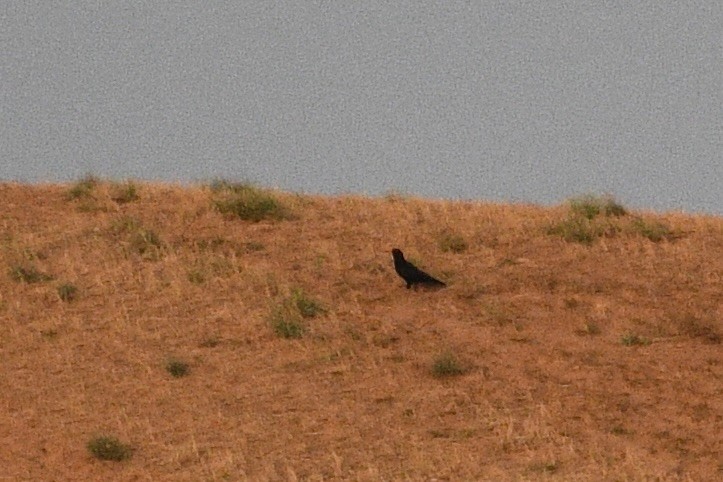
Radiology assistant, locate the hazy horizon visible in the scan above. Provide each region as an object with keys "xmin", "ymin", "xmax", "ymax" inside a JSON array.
[{"xmin": 2, "ymin": 2, "xmax": 721, "ymax": 214}]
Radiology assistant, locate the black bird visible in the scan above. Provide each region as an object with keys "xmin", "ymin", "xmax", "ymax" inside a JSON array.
[{"xmin": 391, "ymin": 248, "xmax": 446, "ymax": 289}]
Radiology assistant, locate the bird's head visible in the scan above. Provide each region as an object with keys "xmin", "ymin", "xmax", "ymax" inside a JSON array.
[{"xmin": 391, "ymin": 248, "xmax": 404, "ymax": 261}]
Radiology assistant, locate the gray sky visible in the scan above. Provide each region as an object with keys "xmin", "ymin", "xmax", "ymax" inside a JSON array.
[{"xmin": 2, "ymin": 1, "xmax": 721, "ymax": 213}]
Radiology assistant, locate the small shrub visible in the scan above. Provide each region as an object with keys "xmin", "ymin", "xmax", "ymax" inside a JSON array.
[
  {"xmin": 129, "ymin": 228, "xmax": 163, "ymax": 258},
  {"xmin": 621, "ymin": 333, "xmax": 651, "ymax": 346},
  {"xmin": 57, "ymin": 283, "xmax": 78, "ymax": 302},
  {"xmin": 630, "ymin": 217, "xmax": 673, "ymax": 242},
  {"xmin": 603, "ymin": 199, "xmax": 627, "ymax": 217},
  {"xmin": 610, "ymin": 425, "xmax": 632, "ymax": 435},
  {"xmin": 87, "ymin": 435, "xmax": 132, "ymax": 461},
  {"xmin": 10, "ymin": 265, "xmax": 54, "ymax": 283},
  {"xmin": 110, "ymin": 181, "xmax": 140, "ymax": 204},
  {"xmin": 546, "ymin": 217, "xmax": 600, "ymax": 245},
  {"xmin": 166, "ymin": 360, "xmax": 190, "ymax": 378},
  {"xmin": 270, "ymin": 309, "xmax": 305, "ymax": 339},
  {"xmin": 41, "ymin": 329, "xmax": 58, "ymax": 339},
  {"xmin": 570, "ymin": 196, "xmax": 601, "ymax": 220},
  {"xmin": 549, "ymin": 195, "xmax": 627, "ymax": 244},
  {"xmin": 269, "ymin": 289, "xmax": 324, "ymax": 338},
  {"xmin": 432, "ymin": 352, "xmax": 465, "ymax": 378},
  {"xmin": 569, "ymin": 194, "xmax": 626, "ymax": 219},
  {"xmin": 67, "ymin": 175, "xmax": 100, "ymax": 200},
  {"xmin": 438, "ymin": 232, "xmax": 468, "ymax": 253},
  {"xmin": 212, "ymin": 181, "xmax": 290, "ymax": 222},
  {"xmin": 112, "ymin": 217, "xmax": 164, "ymax": 259},
  {"xmin": 291, "ymin": 289, "xmax": 324, "ymax": 318}
]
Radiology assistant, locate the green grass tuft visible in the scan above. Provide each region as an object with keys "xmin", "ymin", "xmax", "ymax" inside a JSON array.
[
  {"xmin": 270, "ymin": 309, "xmax": 305, "ymax": 339},
  {"xmin": 111, "ymin": 217, "xmax": 164, "ymax": 259},
  {"xmin": 432, "ymin": 351, "xmax": 465, "ymax": 378},
  {"xmin": 41, "ymin": 329, "xmax": 59, "ymax": 340},
  {"xmin": 630, "ymin": 217, "xmax": 673, "ymax": 242},
  {"xmin": 211, "ymin": 180, "xmax": 290, "ymax": 222},
  {"xmin": 10, "ymin": 265, "xmax": 54, "ymax": 283},
  {"xmin": 621, "ymin": 333, "xmax": 651, "ymax": 346},
  {"xmin": 66, "ymin": 175, "xmax": 100, "ymax": 200},
  {"xmin": 129, "ymin": 228, "xmax": 163, "ymax": 258},
  {"xmin": 166, "ymin": 360, "xmax": 190, "ymax": 378},
  {"xmin": 547, "ymin": 195, "xmax": 628, "ymax": 244},
  {"xmin": 546, "ymin": 216, "xmax": 601, "ymax": 245},
  {"xmin": 569, "ymin": 194, "xmax": 627, "ymax": 219},
  {"xmin": 291, "ymin": 288, "xmax": 325, "ymax": 318},
  {"xmin": 87, "ymin": 435, "xmax": 132, "ymax": 461},
  {"xmin": 110, "ymin": 181, "xmax": 140, "ymax": 204},
  {"xmin": 269, "ymin": 289, "xmax": 324, "ymax": 338},
  {"xmin": 57, "ymin": 283, "xmax": 78, "ymax": 302}
]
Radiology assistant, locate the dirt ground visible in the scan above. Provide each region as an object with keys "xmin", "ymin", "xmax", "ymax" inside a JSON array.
[{"xmin": 0, "ymin": 182, "xmax": 720, "ymax": 481}]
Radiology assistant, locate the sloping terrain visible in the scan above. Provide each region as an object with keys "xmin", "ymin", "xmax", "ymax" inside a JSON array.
[{"xmin": 0, "ymin": 182, "xmax": 721, "ymax": 481}]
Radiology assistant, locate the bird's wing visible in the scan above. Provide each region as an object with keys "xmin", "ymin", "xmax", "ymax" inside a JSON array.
[{"xmin": 404, "ymin": 263, "xmax": 442, "ymax": 283}]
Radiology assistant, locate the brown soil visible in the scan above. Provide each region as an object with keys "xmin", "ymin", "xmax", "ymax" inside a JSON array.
[{"xmin": 0, "ymin": 182, "xmax": 721, "ymax": 481}]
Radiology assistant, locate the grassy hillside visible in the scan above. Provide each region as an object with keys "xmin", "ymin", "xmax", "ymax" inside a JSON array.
[{"xmin": 1, "ymin": 180, "xmax": 721, "ymax": 481}]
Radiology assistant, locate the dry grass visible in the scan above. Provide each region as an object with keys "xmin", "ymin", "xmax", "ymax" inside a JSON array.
[{"xmin": 0, "ymin": 181, "xmax": 721, "ymax": 481}]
